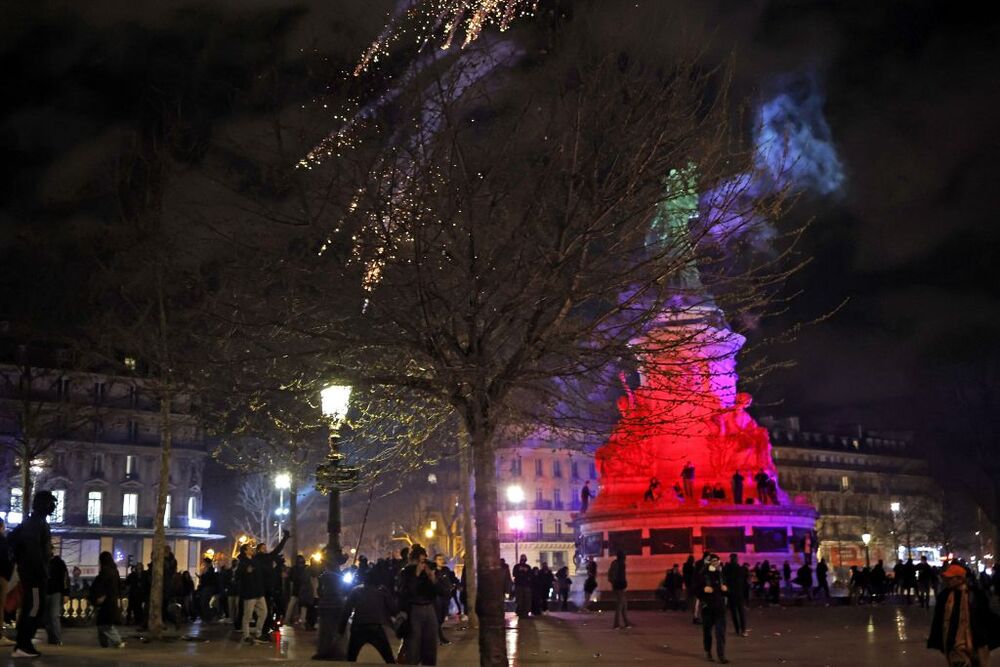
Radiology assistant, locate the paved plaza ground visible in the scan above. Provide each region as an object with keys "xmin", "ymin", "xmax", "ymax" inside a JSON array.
[{"xmin": 0, "ymin": 604, "xmax": 991, "ymax": 666}]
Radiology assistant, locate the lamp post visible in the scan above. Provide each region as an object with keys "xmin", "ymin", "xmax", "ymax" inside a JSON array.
[
  {"xmin": 861, "ymin": 532, "xmax": 872, "ymax": 568},
  {"xmin": 275, "ymin": 472, "xmax": 291, "ymax": 535},
  {"xmin": 508, "ymin": 515, "xmax": 525, "ymax": 562},
  {"xmin": 314, "ymin": 383, "xmax": 352, "ymax": 661},
  {"xmin": 890, "ymin": 501, "xmax": 900, "ymax": 560}
]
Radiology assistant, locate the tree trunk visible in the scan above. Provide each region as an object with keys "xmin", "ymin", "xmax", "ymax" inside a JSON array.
[
  {"xmin": 147, "ymin": 391, "xmax": 173, "ymax": 638},
  {"xmin": 460, "ymin": 441, "xmax": 478, "ymax": 629},
  {"xmin": 470, "ymin": 427, "xmax": 505, "ymax": 666},
  {"xmin": 20, "ymin": 443, "xmax": 32, "ymax": 516}
]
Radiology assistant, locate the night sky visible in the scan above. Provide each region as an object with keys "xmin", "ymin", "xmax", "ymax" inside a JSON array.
[{"xmin": 2, "ymin": 0, "xmax": 998, "ymax": 435}]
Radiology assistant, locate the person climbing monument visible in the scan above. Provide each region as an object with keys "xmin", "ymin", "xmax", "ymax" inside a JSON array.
[
  {"xmin": 731, "ymin": 470, "xmax": 744, "ymax": 504},
  {"xmin": 643, "ymin": 477, "xmax": 661, "ymax": 502},
  {"xmin": 681, "ymin": 462, "xmax": 695, "ymax": 502},
  {"xmin": 580, "ymin": 481, "xmax": 593, "ymax": 513}
]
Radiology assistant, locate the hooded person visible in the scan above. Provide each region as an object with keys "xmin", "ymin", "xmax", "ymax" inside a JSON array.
[
  {"xmin": 928, "ymin": 563, "xmax": 1000, "ymax": 667},
  {"xmin": 12, "ymin": 490, "xmax": 56, "ymax": 658}
]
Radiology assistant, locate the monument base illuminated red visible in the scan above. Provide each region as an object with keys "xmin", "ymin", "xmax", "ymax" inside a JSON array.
[{"xmin": 577, "ymin": 305, "xmax": 817, "ymax": 590}]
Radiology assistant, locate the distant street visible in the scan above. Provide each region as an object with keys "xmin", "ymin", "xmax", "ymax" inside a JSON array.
[{"xmin": 0, "ymin": 604, "xmax": 979, "ymax": 666}]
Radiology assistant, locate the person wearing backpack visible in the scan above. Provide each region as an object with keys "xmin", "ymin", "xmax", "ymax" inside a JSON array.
[
  {"xmin": 608, "ymin": 550, "xmax": 632, "ymax": 629},
  {"xmin": 11, "ymin": 490, "xmax": 56, "ymax": 658}
]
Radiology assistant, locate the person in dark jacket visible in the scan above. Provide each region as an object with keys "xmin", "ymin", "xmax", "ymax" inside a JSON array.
[
  {"xmin": 240, "ymin": 531, "xmax": 289, "ymax": 643},
  {"xmin": 608, "ymin": 551, "xmax": 631, "ymax": 629},
  {"xmin": 696, "ymin": 553, "xmax": 729, "ymax": 664},
  {"xmin": 0, "ymin": 518, "xmax": 13, "ymax": 644},
  {"xmin": 91, "ymin": 551, "xmax": 125, "ymax": 648},
  {"xmin": 12, "ymin": 490, "xmax": 56, "ymax": 658},
  {"xmin": 723, "ymin": 554, "xmax": 748, "ymax": 637},
  {"xmin": 339, "ymin": 572, "xmax": 396, "ymax": 663},
  {"xmin": 815, "ymin": 559, "xmax": 830, "ymax": 599},
  {"xmin": 124, "ymin": 564, "xmax": 146, "ymax": 626},
  {"xmin": 928, "ymin": 563, "xmax": 1000, "ymax": 666},
  {"xmin": 197, "ymin": 557, "xmax": 217, "ymax": 622},
  {"xmin": 396, "ymin": 545, "xmax": 440, "ymax": 666},
  {"xmin": 44, "ymin": 554, "xmax": 69, "ymax": 645},
  {"xmin": 512, "ymin": 555, "xmax": 532, "ymax": 618}
]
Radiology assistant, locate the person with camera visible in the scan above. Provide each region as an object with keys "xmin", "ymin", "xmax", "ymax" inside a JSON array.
[
  {"xmin": 396, "ymin": 545, "xmax": 440, "ymax": 665},
  {"xmin": 696, "ymin": 553, "xmax": 729, "ymax": 664}
]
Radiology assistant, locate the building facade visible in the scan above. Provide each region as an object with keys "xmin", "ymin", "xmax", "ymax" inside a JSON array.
[
  {"xmin": 766, "ymin": 417, "xmax": 947, "ymax": 571},
  {"xmin": 495, "ymin": 442, "xmax": 597, "ymax": 570},
  {"xmin": 0, "ymin": 343, "xmax": 220, "ymax": 577}
]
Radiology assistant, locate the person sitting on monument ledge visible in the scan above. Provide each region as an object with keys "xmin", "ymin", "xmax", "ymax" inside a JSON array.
[
  {"xmin": 702, "ymin": 484, "xmax": 714, "ymax": 502},
  {"xmin": 712, "ymin": 484, "xmax": 726, "ymax": 501},
  {"xmin": 672, "ymin": 482, "xmax": 685, "ymax": 502}
]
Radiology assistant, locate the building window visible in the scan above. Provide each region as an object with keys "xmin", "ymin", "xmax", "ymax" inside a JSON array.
[
  {"xmin": 93, "ymin": 381, "xmax": 106, "ymax": 403},
  {"xmin": 92, "ymin": 453, "xmax": 104, "ymax": 476},
  {"xmin": 87, "ymin": 491, "xmax": 103, "ymax": 525},
  {"xmin": 124, "ymin": 356, "xmax": 137, "ymax": 371},
  {"xmin": 164, "ymin": 495, "xmax": 172, "ymax": 527},
  {"xmin": 553, "ymin": 460, "xmax": 562, "ymax": 478},
  {"xmin": 127, "ymin": 419, "xmax": 139, "ymax": 443},
  {"xmin": 8, "ymin": 488, "xmax": 23, "ymax": 525},
  {"xmin": 50, "ymin": 489, "xmax": 65, "ymax": 524},
  {"xmin": 553, "ymin": 488, "xmax": 561, "ymax": 507},
  {"xmin": 841, "ymin": 476, "xmax": 850, "ymax": 490},
  {"xmin": 539, "ymin": 551, "xmax": 549, "ymax": 565},
  {"xmin": 571, "ymin": 461, "xmax": 580, "ymax": 479},
  {"xmin": 187, "ymin": 495, "xmax": 198, "ymax": 519},
  {"xmin": 589, "ymin": 463, "xmax": 597, "ymax": 479},
  {"xmin": 128, "ymin": 385, "xmax": 138, "ymax": 407},
  {"xmin": 122, "ymin": 493, "xmax": 138, "ymax": 527},
  {"xmin": 535, "ymin": 488, "xmax": 543, "ymax": 505},
  {"xmin": 535, "ymin": 459, "xmax": 543, "ymax": 477},
  {"xmin": 535, "ymin": 517, "xmax": 544, "ymax": 537},
  {"xmin": 126, "ymin": 455, "xmax": 137, "ymax": 477},
  {"xmin": 57, "ymin": 377, "xmax": 70, "ymax": 401},
  {"xmin": 555, "ymin": 518, "xmax": 562, "ymax": 535},
  {"xmin": 509, "ymin": 458, "xmax": 522, "ymax": 477}
]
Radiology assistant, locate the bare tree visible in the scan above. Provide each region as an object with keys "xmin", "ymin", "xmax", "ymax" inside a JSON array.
[
  {"xmin": 222, "ymin": 38, "xmax": 800, "ymax": 662},
  {"xmin": 234, "ymin": 473, "xmax": 280, "ymax": 547}
]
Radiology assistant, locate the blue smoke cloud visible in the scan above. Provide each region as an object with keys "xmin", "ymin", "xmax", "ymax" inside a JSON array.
[{"xmin": 754, "ymin": 72, "xmax": 845, "ymax": 196}]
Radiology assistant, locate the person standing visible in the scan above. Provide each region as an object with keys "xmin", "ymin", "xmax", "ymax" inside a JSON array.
[
  {"xmin": 608, "ymin": 550, "xmax": 631, "ymax": 629},
  {"xmin": 916, "ymin": 555, "xmax": 933, "ymax": 609},
  {"xmin": 44, "ymin": 553, "xmax": 69, "ymax": 645},
  {"xmin": 928, "ymin": 563, "xmax": 1000, "ymax": 666},
  {"xmin": 91, "ymin": 551, "xmax": 125, "ymax": 648},
  {"xmin": 197, "ymin": 557, "xmax": 217, "ymax": 622},
  {"xmin": 512, "ymin": 555, "xmax": 533, "ymax": 618},
  {"xmin": 397, "ymin": 545, "xmax": 440, "ymax": 666},
  {"xmin": 580, "ymin": 481, "xmax": 593, "ymax": 513},
  {"xmin": 815, "ymin": 558, "xmax": 830, "ymax": 599},
  {"xmin": 697, "ymin": 554, "xmax": 729, "ymax": 664},
  {"xmin": 536, "ymin": 562, "xmax": 554, "ymax": 613},
  {"xmin": 723, "ymin": 554, "xmax": 748, "ymax": 637},
  {"xmin": 0, "ymin": 518, "xmax": 13, "ymax": 646},
  {"xmin": 555, "ymin": 566, "xmax": 571, "ymax": 611},
  {"xmin": 683, "ymin": 555, "xmax": 698, "ymax": 623},
  {"xmin": 681, "ymin": 463, "xmax": 696, "ymax": 503},
  {"xmin": 731, "ymin": 471, "xmax": 744, "ymax": 505},
  {"xmin": 782, "ymin": 561, "xmax": 792, "ymax": 596},
  {"xmin": 583, "ymin": 558, "xmax": 598, "ymax": 610},
  {"xmin": 338, "ymin": 571, "xmax": 397, "ymax": 663},
  {"xmin": 12, "ymin": 490, "xmax": 56, "ymax": 658},
  {"xmin": 795, "ymin": 562, "xmax": 813, "ymax": 599},
  {"xmin": 754, "ymin": 470, "xmax": 770, "ymax": 504},
  {"xmin": 285, "ymin": 554, "xmax": 306, "ymax": 627},
  {"xmin": 432, "ymin": 555, "xmax": 457, "ymax": 644},
  {"xmin": 124, "ymin": 563, "xmax": 145, "ymax": 626}
]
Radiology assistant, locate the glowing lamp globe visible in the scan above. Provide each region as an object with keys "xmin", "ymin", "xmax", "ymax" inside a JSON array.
[
  {"xmin": 890, "ymin": 502, "xmax": 900, "ymax": 513},
  {"xmin": 321, "ymin": 384, "xmax": 353, "ymax": 422},
  {"xmin": 508, "ymin": 515, "xmax": 525, "ymax": 531},
  {"xmin": 861, "ymin": 533, "xmax": 872, "ymax": 546},
  {"xmin": 506, "ymin": 485, "xmax": 525, "ymax": 504},
  {"xmin": 275, "ymin": 472, "xmax": 292, "ymax": 490}
]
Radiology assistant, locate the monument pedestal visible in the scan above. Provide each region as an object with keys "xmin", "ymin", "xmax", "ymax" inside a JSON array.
[{"xmin": 578, "ymin": 500, "xmax": 817, "ymax": 590}]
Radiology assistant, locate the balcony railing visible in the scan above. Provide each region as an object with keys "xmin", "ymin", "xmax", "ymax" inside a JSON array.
[{"xmin": 500, "ymin": 532, "xmax": 574, "ymax": 543}]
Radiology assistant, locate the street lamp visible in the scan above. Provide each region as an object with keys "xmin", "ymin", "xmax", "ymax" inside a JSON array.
[
  {"xmin": 275, "ymin": 472, "xmax": 291, "ymax": 534},
  {"xmin": 315, "ymin": 383, "xmax": 352, "ymax": 661},
  {"xmin": 861, "ymin": 532, "xmax": 872, "ymax": 568},
  {"xmin": 506, "ymin": 484, "xmax": 525, "ymax": 505},
  {"xmin": 509, "ymin": 515, "xmax": 525, "ymax": 562}
]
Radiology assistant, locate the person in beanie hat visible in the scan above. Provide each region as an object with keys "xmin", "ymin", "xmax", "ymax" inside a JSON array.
[
  {"xmin": 928, "ymin": 562, "xmax": 1000, "ymax": 667},
  {"xmin": 696, "ymin": 553, "xmax": 729, "ymax": 664}
]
